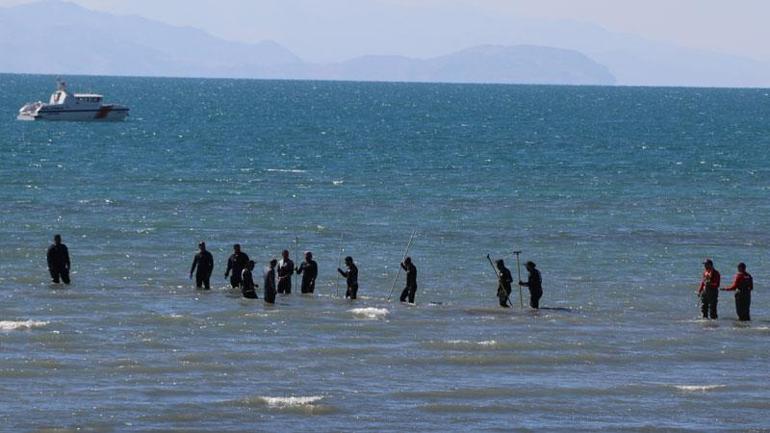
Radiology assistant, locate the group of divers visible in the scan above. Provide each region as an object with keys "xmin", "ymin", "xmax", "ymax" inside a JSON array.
[{"xmin": 46, "ymin": 234, "xmax": 755, "ymax": 321}]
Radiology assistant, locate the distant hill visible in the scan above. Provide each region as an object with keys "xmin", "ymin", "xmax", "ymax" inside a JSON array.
[
  {"xmin": 305, "ymin": 45, "xmax": 615, "ymax": 85},
  {"xmin": 0, "ymin": 0, "xmax": 302, "ymax": 78},
  {"xmin": 0, "ymin": 1, "xmax": 615, "ymax": 85}
]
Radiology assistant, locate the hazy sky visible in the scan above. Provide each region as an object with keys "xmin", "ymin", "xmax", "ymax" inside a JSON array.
[{"xmin": 4, "ymin": 0, "xmax": 770, "ymax": 63}]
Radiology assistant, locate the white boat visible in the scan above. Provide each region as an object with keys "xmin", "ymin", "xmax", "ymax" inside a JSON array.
[{"xmin": 17, "ymin": 80, "xmax": 129, "ymax": 121}]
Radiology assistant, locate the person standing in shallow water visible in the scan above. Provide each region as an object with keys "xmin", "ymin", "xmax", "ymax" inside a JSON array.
[
  {"xmin": 519, "ymin": 261, "xmax": 543, "ymax": 309},
  {"xmin": 721, "ymin": 262, "xmax": 753, "ymax": 321},
  {"xmin": 225, "ymin": 244, "xmax": 250, "ymax": 289},
  {"xmin": 399, "ymin": 257, "xmax": 417, "ymax": 304},
  {"xmin": 277, "ymin": 250, "xmax": 294, "ymax": 294},
  {"xmin": 296, "ymin": 251, "xmax": 318, "ymax": 294},
  {"xmin": 338, "ymin": 256, "xmax": 359, "ymax": 300},
  {"xmin": 495, "ymin": 259, "xmax": 513, "ymax": 308},
  {"xmin": 47, "ymin": 234, "xmax": 71, "ymax": 284},
  {"xmin": 264, "ymin": 259, "xmax": 277, "ymax": 304},
  {"xmin": 698, "ymin": 259, "xmax": 721, "ymax": 319},
  {"xmin": 189, "ymin": 241, "xmax": 214, "ymax": 289},
  {"xmin": 240, "ymin": 260, "xmax": 258, "ymax": 299}
]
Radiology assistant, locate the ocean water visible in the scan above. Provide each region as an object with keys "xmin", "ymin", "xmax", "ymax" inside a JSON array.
[{"xmin": 1, "ymin": 74, "xmax": 769, "ymax": 432}]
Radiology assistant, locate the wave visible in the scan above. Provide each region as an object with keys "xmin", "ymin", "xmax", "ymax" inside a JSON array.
[
  {"xmin": 446, "ymin": 339, "xmax": 497, "ymax": 346},
  {"xmin": 0, "ymin": 320, "xmax": 48, "ymax": 331},
  {"xmin": 258, "ymin": 396, "xmax": 323, "ymax": 407},
  {"xmin": 673, "ymin": 385, "xmax": 726, "ymax": 392},
  {"xmin": 234, "ymin": 395, "xmax": 335, "ymax": 414},
  {"xmin": 265, "ymin": 168, "xmax": 307, "ymax": 173},
  {"xmin": 349, "ymin": 307, "xmax": 389, "ymax": 319}
]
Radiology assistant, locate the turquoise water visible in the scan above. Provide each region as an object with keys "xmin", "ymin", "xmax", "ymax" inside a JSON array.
[{"xmin": 1, "ymin": 74, "xmax": 769, "ymax": 432}]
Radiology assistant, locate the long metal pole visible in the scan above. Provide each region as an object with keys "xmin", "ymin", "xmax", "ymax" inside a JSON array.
[
  {"xmin": 514, "ymin": 251, "xmax": 524, "ymax": 309},
  {"xmin": 336, "ymin": 232, "xmax": 344, "ymax": 297},
  {"xmin": 387, "ymin": 231, "xmax": 417, "ymax": 301}
]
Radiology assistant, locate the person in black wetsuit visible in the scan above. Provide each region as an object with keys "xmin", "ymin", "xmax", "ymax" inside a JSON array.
[
  {"xmin": 277, "ymin": 249, "xmax": 294, "ymax": 294},
  {"xmin": 47, "ymin": 234, "xmax": 71, "ymax": 284},
  {"xmin": 496, "ymin": 259, "xmax": 513, "ymax": 308},
  {"xmin": 264, "ymin": 259, "xmax": 277, "ymax": 304},
  {"xmin": 240, "ymin": 260, "xmax": 258, "ymax": 299},
  {"xmin": 296, "ymin": 251, "xmax": 318, "ymax": 294},
  {"xmin": 519, "ymin": 261, "xmax": 543, "ymax": 309},
  {"xmin": 224, "ymin": 244, "xmax": 250, "ymax": 289},
  {"xmin": 338, "ymin": 256, "xmax": 359, "ymax": 300},
  {"xmin": 189, "ymin": 241, "xmax": 214, "ymax": 289},
  {"xmin": 399, "ymin": 256, "xmax": 418, "ymax": 304}
]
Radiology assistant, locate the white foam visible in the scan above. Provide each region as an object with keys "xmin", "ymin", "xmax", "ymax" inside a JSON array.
[
  {"xmin": 332, "ymin": 180, "xmax": 344, "ymax": 185},
  {"xmin": 673, "ymin": 385, "xmax": 726, "ymax": 392},
  {"xmin": 265, "ymin": 168, "xmax": 307, "ymax": 173},
  {"xmin": 349, "ymin": 307, "xmax": 389, "ymax": 319},
  {"xmin": 446, "ymin": 339, "xmax": 498, "ymax": 346},
  {"xmin": 259, "ymin": 396, "xmax": 324, "ymax": 407},
  {"xmin": 0, "ymin": 320, "xmax": 49, "ymax": 331}
]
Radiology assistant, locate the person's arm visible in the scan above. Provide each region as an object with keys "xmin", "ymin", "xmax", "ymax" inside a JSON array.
[
  {"xmin": 46, "ymin": 246, "xmax": 53, "ymax": 270},
  {"xmin": 190, "ymin": 255, "xmax": 198, "ymax": 277},
  {"xmin": 400, "ymin": 262, "xmax": 407, "ymax": 271},
  {"xmin": 713, "ymin": 271, "xmax": 721, "ymax": 289},
  {"xmin": 207, "ymin": 253, "xmax": 214, "ymax": 274},
  {"xmin": 64, "ymin": 246, "xmax": 70, "ymax": 270},
  {"xmin": 338, "ymin": 268, "xmax": 347, "ymax": 277},
  {"xmin": 225, "ymin": 257, "xmax": 232, "ymax": 277},
  {"xmin": 722, "ymin": 274, "xmax": 741, "ymax": 291}
]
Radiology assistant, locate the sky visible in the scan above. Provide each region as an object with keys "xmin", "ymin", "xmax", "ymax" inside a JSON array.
[{"xmin": 3, "ymin": 0, "xmax": 770, "ymax": 63}]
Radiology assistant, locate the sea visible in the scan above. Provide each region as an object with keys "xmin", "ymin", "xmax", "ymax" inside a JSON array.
[{"xmin": 0, "ymin": 74, "xmax": 769, "ymax": 432}]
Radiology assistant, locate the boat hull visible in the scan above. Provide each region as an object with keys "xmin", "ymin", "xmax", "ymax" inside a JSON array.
[{"xmin": 18, "ymin": 106, "xmax": 129, "ymax": 121}]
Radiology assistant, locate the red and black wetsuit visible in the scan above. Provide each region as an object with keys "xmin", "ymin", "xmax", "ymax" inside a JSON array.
[{"xmin": 723, "ymin": 271, "xmax": 752, "ymax": 321}]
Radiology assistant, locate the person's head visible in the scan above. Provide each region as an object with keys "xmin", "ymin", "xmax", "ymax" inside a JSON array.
[
  {"xmin": 198, "ymin": 241, "xmax": 206, "ymax": 251},
  {"xmin": 738, "ymin": 262, "xmax": 747, "ymax": 272},
  {"xmin": 248, "ymin": 260, "xmax": 255, "ymax": 270},
  {"xmin": 53, "ymin": 234, "xmax": 62, "ymax": 245},
  {"xmin": 305, "ymin": 251, "xmax": 313, "ymax": 260},
  {"xmin": 703, "ymin": 259, "xmax": 713, "ymax": 270},
  {"xmin": 282, "ymin": 250, "xmax": 289, "ymax": 260},
  {"xmin": 526, "ymin": 261, "xmax": 536, "ymax": 271},
  {"xmin": 345, "ymin": 256, "xmax": 353, "ymax": 266},
  {"xmin": 233, "ymin": 244, "xmax": 241, "ymax": 253},
  {"xmin": 269, "ymin": 258, "xmax": 277, "ymax": 268},
  {"xmin": 404, "ymin": 256, "xmax": 412, "ymax": 265},
  {"xmin": 496, "ymin": 259, "xmax": 505, "ymax": 269}
]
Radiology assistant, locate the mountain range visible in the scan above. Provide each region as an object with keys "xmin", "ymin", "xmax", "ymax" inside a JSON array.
[{"xmin": 2, "ymin": 0, "xmax": 770, "ymax": 87}]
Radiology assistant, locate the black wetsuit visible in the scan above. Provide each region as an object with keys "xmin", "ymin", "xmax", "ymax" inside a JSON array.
[
  {"xmin": 399, "ymin": 262, "xmax": 418, "ymax": 303},
  {"xmin": 240, "ymin": 268, "xmax": 258, "ymax": 299},
  {"xmin": 297, "ymin": 260, "xmax": 318, "ymax": 294},
  {"xmin": 497, "ymin": 266, "xmax": 513, "ymax": 308},
  {"xmin": 47, "ymin": 243, "xmax": 71, "ymax": 284},
  {"xmin": 190, "ymin": 250, "xmax": 214, "ymax": 289},
  {"xmin": 277, "ymin": 258, "xmax": 294, "ymax": 294},
  {"xmin": 520, "ymin": 268, "xmax": 543, "ymax": 309},
  {"xmin": 264, "ymin": 267, "xmax": 276, "ymax": 304},
  {"xmin": 339, "ymin": 264, "xmax": 359, "ymax": 300},
  {"xmin": 225, "ymin": 252, "xmax": 250, "ymax": 288}
]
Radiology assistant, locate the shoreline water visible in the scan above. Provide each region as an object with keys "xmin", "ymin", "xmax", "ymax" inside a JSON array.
[{"xmin": 1, "ymin": 74, "xmax": 768, "ymax": 431}]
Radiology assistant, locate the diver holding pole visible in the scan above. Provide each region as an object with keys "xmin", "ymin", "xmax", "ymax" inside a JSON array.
[
  {"xmin": 487, "ymin": 254, "xmax": 513, "ymax": 308},
  {"xmin": 387, "ymin": 231, "xmax": 417, "ymax": 301}
]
